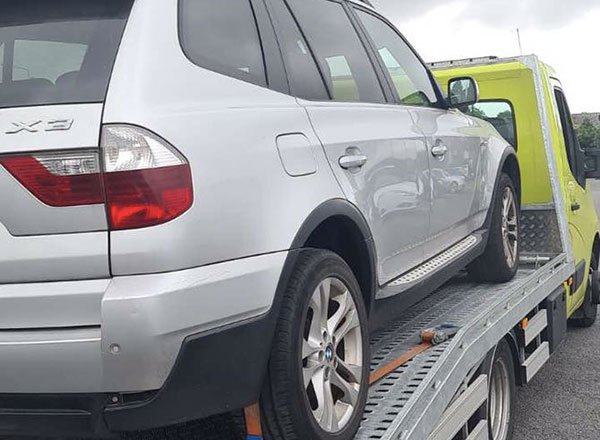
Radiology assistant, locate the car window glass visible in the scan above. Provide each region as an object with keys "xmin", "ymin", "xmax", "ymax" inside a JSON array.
[
  {"xmin": 287, "ymin": 0, "xmax": 385, "ymax": 103},
  {"xmin": 355, "ymin": 9, "xmax": 437, "ymax": 107},
  {"xmin": 464, "ymin": 101, "xmax": 517, "ymax": 148},
  {"xmin": 0, "ymin": 43, "xmax": 3, "ymax": 82},
  {"xmin": 180, "ymin": 0, "xmax": 267, "ymax": 87},
  {"xmin": 13, "ymin": 40, "xmax": 87, "ymax": 83},
  {"xmin": 555, "ymin": 88, "xmax": 585, "ymax": 187},
  {"xmin": 0, "ymin": 0, "xmax": 133, "ymax": 109},
  {"xmin": 264, "ymin": 0, "xmax": 328, "ymax": 100}
]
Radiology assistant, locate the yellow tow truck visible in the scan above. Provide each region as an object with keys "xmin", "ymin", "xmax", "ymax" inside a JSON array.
[{"xmin": 431, "ymin": 55, "xmax": 600, "ymax": 327}]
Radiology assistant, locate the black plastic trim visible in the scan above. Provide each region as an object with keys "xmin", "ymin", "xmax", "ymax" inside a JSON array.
[
  {"xmin": 572, "ymin": 259, "xmax": 587, "ymax": 295},
  {"xmin": 0, "ymin": 394, "xmax": 116, "ymax": 438},
  {"xmin": 290, "ymin": 198, "xmax": 377, "ymax": 312},
  {"xmin": 291, "ymin": 198, "xmax": 373, "ymax": 248}
]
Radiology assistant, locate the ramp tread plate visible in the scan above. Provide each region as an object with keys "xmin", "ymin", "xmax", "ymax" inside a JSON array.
[{"xmin": 357, "ymin": 269, "xmax": 536, "ymax": 439}]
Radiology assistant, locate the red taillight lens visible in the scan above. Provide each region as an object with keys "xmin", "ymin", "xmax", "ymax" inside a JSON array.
[
  {"xmin": 101, "ymin": 125, "xmax": 194, "ymax": 230},
  {"xmin": 104, "ymin": 164, "xmax": 193, "ymax": 230},
  {"xmin": 0, "ymin": 153, "xmax": 104, "ymax": 207},
  {"xmin": 0, "ymin": 125, "xmax": 194, "ymax": 230}
]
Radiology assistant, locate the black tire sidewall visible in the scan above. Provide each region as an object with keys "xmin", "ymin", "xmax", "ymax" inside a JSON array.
[
  {"xmin": 263, "ymin": 250, "xmax": 370, "ymax": 440},
  {"xmin": 469, "ymin": 173, "xmax": 520, "ymax": 282}
]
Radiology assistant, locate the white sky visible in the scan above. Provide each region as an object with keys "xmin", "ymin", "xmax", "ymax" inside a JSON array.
[{"xmin": 372, "ymin": 0, "xmax": 600, "ymax": 113}]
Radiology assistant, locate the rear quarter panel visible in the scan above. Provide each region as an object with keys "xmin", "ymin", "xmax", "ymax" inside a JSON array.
[{"xmin": 103, "ymin": 0, "xmax": 343, "ymax": 275}]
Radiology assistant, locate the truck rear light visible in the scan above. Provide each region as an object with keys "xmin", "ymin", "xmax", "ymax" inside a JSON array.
[
  {"xmin": 101, "ymin": 125, "xmax": 193, "ymax": 230},
  {"xmin": 0, "ymin": 152, "xmax": 104, "ymax": 207},
  {"xmin": 0, "ymin": 126, "xmax": 193, "ymax": 230}
]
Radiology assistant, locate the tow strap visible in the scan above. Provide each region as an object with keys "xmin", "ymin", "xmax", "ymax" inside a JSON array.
[
  {"xmin": 244, "ymin": 324, "xmax": 461, "ymax": 438},
  {"xmin": 244, "ymin": 402, "xmax": 263, "ymax": 440},
  {"xmin": 369, "ymin": 324, "xmax": 460, "ymax": 385}
]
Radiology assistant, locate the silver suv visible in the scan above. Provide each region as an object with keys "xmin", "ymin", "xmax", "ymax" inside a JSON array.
[{"xmin": 0, "ymin": 0, "xmax": 520, "ymax": 439}]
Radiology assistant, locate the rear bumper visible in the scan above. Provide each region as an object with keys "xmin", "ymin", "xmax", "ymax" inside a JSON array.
[
  {"xmin": 0, "ymin": 311, "xmax": 275, "ymax": 437},
  {"xmin": 0, "ymin": 252, "xmax": 288, "ymax": 436}
]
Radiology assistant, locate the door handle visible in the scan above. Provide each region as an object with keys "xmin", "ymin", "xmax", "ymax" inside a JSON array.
[
  {"xmin": 431, "ymin": 142, "xmax": 448, "ymax": 158},
  {"xmin": 571, "ymin": 202, "xmax": 581, "ymax": 212},
  {"xmin": 339, "ymin": 153, "xmax": 368, "ymax": 170}
]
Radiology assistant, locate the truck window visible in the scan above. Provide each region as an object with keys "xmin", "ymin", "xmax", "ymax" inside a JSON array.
[
  {"xmin": 180, "ymin": 0, "xmax": 267, "ymax": 87},
  {"xmin": 464, "ymin": 101, "xmax": 517, "ymax": 148},
  {"xmin": 554, "ymin": 88, "xmax": 586, "ymax": 187},
  {"xmin": 287, "ymin": 0, "xmax": 385, "ymax": 104}
]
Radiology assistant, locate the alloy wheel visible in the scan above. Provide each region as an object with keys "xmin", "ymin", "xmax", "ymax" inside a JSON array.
[
  {"xmin": 489, "ymin": 356, "xmax": 512, "ymax": 440},
  {"xmin": 501, "ymin": 187, "xmax": 519, "ymax": 267},
  {"xmin": 302, "ymin": 277, "xmax": 364, "ymax": 433}
]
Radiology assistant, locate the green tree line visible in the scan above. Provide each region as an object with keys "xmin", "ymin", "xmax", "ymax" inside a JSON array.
[{"xmin": 576, "ymin": 118, "xmax": 600, "ymax": 150}]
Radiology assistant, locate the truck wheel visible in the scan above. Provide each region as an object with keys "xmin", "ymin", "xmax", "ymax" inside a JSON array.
[
  {"xmin": 261, "ymin": 250, "xmax": 369, "ymax": 440},
  {"xmin": 488, "ymin": 340, "xmax": 516, "ymax": 440},
  {"xmin": 469, "ymin": 173, "xmax": 519, "ymax": 283},
  {"xmin": 570, "ymin": 254, "xmax": 598, "ymax": 328}
]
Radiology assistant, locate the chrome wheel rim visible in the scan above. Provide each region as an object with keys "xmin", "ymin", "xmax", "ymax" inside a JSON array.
[
  {"xmin": 302, "ymin": 277, "xmax": 363, "ymax": 433},
  {"xmin": 501, "ymin": 187, "xmax": 518, "ymax": 267},
  {"xmin": 489, "ymin": 357, "xmax": 511, "ymax": 440}
]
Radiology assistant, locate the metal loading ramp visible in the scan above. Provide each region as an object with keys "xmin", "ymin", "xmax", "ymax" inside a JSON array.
[{"xmin": 357, "ymin": 255, "xmax": 571, "ymax": 440}]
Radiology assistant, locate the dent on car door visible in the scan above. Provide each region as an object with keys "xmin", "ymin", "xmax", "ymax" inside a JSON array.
[
  {"xmin": 278, "ymin": 0, "xmax": 431, "ymax": 284},
  {"xmin": 351, "ymin": 7, "xmax": 483, "ymax": 261}
]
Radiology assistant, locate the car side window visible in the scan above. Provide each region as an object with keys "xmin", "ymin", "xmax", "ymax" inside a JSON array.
[
  {"xmin": 286, "ymin": 0, "xmax": 385, "ymax": 103},
  {"xmin": 264, "ymin": 0, "xmax": 329, "ymax": 100},
  {"xmin": 180, "ymin": 0, "xmax": 267, "ymax": 87},
  {"xmin": 354, "ymin": 9, "xmax": 437, "ymax": 107},
  {"xmin": 0, "ymin": 43, "xmax": 4, "ymax": 82},
  {"xmin": 555, "ymin": 88, "xmax": 586, "ymax": 187},
  {"xmin": 464, "ymin": 101, "xmax": 517, "ymax": 149}
]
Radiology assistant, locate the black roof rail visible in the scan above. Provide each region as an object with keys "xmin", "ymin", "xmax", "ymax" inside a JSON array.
[{"xmin": 356, "ymin": 0, "xmax": 375, "ymax": 7}]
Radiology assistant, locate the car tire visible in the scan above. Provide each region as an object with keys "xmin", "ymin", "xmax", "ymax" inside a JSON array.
[
  {"xmin": 569, "ymin": 254, "xmax": 598, "ymax": 328},
  {"xmin": 261, "ymin": 250, "xmax": 369, "ymax": 440},
  {"xmin": 468, "ymin": 173, "xmax": 520, "ymax": 283},
  {"xmin": 488, "ymin": 340, "xmax": 516, "ymax": 440}
]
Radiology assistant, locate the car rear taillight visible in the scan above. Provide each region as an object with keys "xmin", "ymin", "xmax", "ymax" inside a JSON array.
[
  {"xmin": 0, "ymin": 125, "xmax": 193, "ymax": 230},
  {"xmin": 101, "ymin": 125, "xmax": 193, "ymax": 230},
  {"xmin": 0, "ymin": 152, "xmax": 104, "ymax": 207}
]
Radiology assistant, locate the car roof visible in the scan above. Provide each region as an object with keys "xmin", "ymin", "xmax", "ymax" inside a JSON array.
[{"xmin": 346, "ymin": 0, "xmax": 378, "ymax": 12}]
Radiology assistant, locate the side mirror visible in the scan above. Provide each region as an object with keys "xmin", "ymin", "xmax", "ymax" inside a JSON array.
[
  {"xmin": 448, "ymin": 77, "xmax": 479, "ymax": 108},
  {"xmin": 584, "ymin": 149, "xmax": 600, "ymax": 179}
]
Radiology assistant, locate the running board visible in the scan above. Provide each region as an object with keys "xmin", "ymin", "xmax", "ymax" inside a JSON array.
[{"xmin": 378, "ymin": 235, "xmax": 481, "ymax": 299}]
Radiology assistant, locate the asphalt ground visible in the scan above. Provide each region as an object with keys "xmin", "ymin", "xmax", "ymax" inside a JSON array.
[{"xmin": 513, "ymin": 179, "xmax": 600, "ymax": 440}]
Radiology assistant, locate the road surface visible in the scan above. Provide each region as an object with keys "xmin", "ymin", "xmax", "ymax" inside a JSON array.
[{"xmin": 513, "ymin": 179, "xmax": 600, "ymax": 440}]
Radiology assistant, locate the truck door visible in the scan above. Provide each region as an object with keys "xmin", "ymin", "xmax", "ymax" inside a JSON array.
[{"xmin": 553, "ymin": 85, "xmax": 595, "ymax": 313}]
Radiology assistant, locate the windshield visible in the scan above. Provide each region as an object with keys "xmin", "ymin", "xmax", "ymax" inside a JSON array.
[{"xmin": 0, "ymin": 0, "xmax": 133, "ymax": 109}]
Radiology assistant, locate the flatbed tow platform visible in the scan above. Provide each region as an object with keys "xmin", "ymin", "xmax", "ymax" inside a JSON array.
[
  {"xmin": 358, "ymin": 256, "xmax": 569, "ymax": 440},
  {"xmin": 186, "ymin": 254, "xmax": 571, "ymax": 440}
]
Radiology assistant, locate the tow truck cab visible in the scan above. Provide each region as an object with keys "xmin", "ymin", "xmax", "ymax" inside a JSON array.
[{"xmin": 431, "ymin": 56, "xmax": 600, "ymax": 320}]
